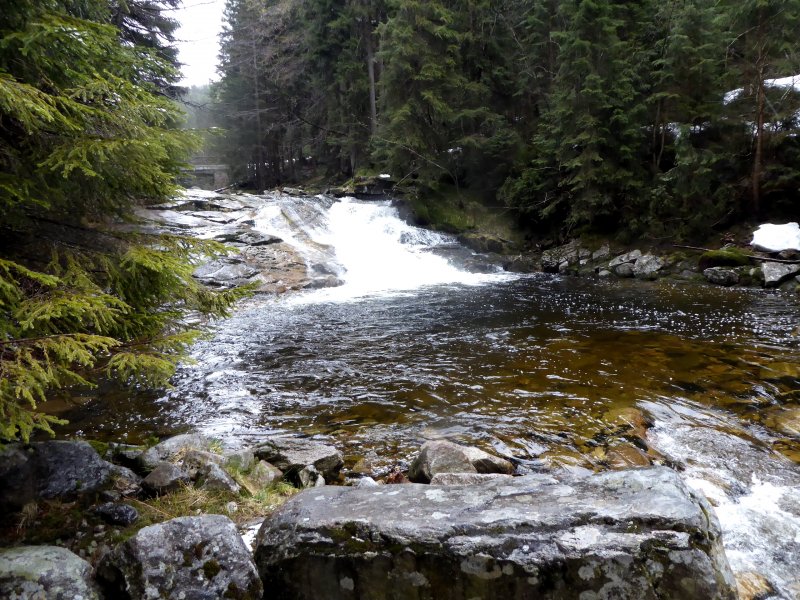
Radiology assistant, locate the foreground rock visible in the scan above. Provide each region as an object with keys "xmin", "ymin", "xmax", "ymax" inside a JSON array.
[
  {"xmin": 255, "ymin": 467, "xmax": 736, "ymax": 599},
  {"xmin": 97, "ymin": 515, "xmax": 262, "ymax": 600},
  {"xmin": 0, "ymin": 546, "xmax": 99, "ymax": 600},
  {"xmin": 408, "ymin": 440, "xmax": 513, "ymax": 483},
  {"xmin": 138, "ymin": 433, "xmax": 210, "ymax": 472},
  {"xmin": 0, "ymin": 441, "xmax": 113, "ymax": 512},
  {"xmin": 255, "ymin": 436, "xmax": 343, "ymax": 486}
]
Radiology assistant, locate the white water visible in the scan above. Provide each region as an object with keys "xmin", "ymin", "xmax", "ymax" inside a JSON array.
[
  {"xmin": 254, "ymin": 195, "xmax": 514, "ymax": 301},
  {"xmin": 644, "ymin": 399, "xmax": 800, "ymax": 599}
]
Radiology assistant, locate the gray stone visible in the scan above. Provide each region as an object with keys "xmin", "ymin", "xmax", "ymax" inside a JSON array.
[
  {"xmin": 0, "ymin": 441, "xmax": 113, "ymax": 512},
  {"xmin": 141, "ymin": 462, "xmax": 190, "ymax": 496},
  {"xmin": 614, "ymin": 262, "xmax": 635, "ymax": 278},
  {"xmin": 0, "ymin": 546, "xmax": 100, "ymax": 600},
  {"xmin": 761, "ymin": 261, "xmax": 800, "ymax": 287},
  {"xmin": 214, "ymin": 231, "xmax": 282, "ymax": 246},
  {"xmin": 255, "ymin": 467, "xmax": 737, "ymax": 600},
  {"xmin": 542, "ymin": 241, "xmax": 580, "ymax": 273},
  {"xmin": 297, "ymin": 465, "xmax": 326, "ymax": 488},
  {"xmin": 180, "ymin": 449, "xmax": 225, "ymax": 479},
  {"xmin": 608, "ymin": 249, "xmax": 642, "ymax": 267},
  {"xmin": 429, "ymin": 472, "xmax": 513, "ymax": 485},
  {"xmin": 592, "ymin": 244, "xmax": 611, "ymax": 261},
  {"xmin": 355, "ymin": 477, "xmax": 380, "ymax": 488},
  {"xmin": 198, "ymin": 463, "xmax": 241, "ymax": 494},
  {"xmin": 249, "ymin": 461, "xmax": 283, "ymax": 488},
  {"xmin": 633, "ymin": 254, "xmax": 665, "ymax": 279},
  {"xmin": 598, "ymin": 269, "xmax": 612, "ymax": 278},
  {"xmin": 138, "ymin": 433, "xmax": 210, "ymax": 471},
  {"xmin": 97, "ymin": 515, "xmax": 262, "ymax": 600},
  {"xmin": 223, "ymin": 449, "xmax": 256, "ymax": 472},
  {"xmin": 408, "ymin": 441, "xmax": 476, "ymax": 483},
  {"xmin": 704, "ymin": 267, "xmax": 740, "ymax": 286},
  {"xmin": 408, "ymin": 441, "xmax": 513, "ymax": 483},
  {"xmin": 93, "ymin": 503, "xmax": 139, "ymax": 527},
  {"xmin": 502, "ymin": 255, "xmax": 539, "ymax": 274},
  {"xmin": 255, "ymin": 436, "xmax": 343, "ymax": 485}
]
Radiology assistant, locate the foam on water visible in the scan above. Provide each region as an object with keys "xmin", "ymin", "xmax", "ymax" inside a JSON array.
[
  {"xmin": 255, "ymin": 195, "xmax": 514, "ymax": 302},
  {"xmin": 646, "ymin": 400, "xmax": 800, "ymax": 599}
]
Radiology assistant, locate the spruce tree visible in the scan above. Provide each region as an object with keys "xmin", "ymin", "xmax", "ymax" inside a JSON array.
[{"xmin": 0, "ymin": 0, "xmax": 244, "ymax": 442}]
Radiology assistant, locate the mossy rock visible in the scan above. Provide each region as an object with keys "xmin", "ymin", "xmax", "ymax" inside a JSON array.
[{"xmin": 699, "ymin": 248, "xmax": 751, "ymax": 270}]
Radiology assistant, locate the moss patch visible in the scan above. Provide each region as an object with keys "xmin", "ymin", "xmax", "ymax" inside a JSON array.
[{"xmin": 699, "ymin": 248, "xmax": 751, "ymax": 270}]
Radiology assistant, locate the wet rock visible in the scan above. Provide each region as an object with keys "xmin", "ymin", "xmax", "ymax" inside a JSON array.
[
  {"xmin": 592, "ymin": 244, "xmax": 611, "ymax": 261},
  {"xmin": 704, "ymin": 267, "xmax": 740, "ymax": 286},
  {"xmin": 193, "ymin": 258, "xmax": 259, "ymax": 285},
  {"xmin": 0, "ymin": 546, "xmax": 100, "ymax": 600},
  {"xmin": 138, "ymin": 433, "xmax": 210, "ymax": 472},
  {"xmin": 602, "ymin": 406, "xmax": 653, "ymax": 440},
  {"xmin": 761, "ymin": 261, "xmax": 800, "ymax": 287},
  {"xmin": 180, "ymin": 448, "xmax": 225, "ymax": 479},
  {"xmin": 608, "ymin": 249, "xmax": 642, "ymax": 268},
  {"xmin": 613, "ymin": 262, "xmax": 635, "ymax": 277},
  {"xmin": 429, "ymin": 472, "xmax": 513, "ymax": 485},
  {"xmin": 457, "ymin": 233, "xmax": 510, "ymax": 254},
  {"xmin": 93, "ymin": 503, "xmax": 139, "ymax": 527},
  {"xmin": 298, "ymin": 465, "xmax": 326, "ymax": 488},
  {"xmin": 603, "ymin": 445, "xmax": 652, "ymax": 469},
  {"xmin": 633, "ymin": 254, "xmax": 664, "ymax": 279},
  {"xmin": 224, "ymin": 449, "xmax": 256, "ymax": 472},
  {"xmin": 141, "ymin": 462, "xmax": 190, "ymax": 496},
  {"xmin": 198, "ymin": 463, "xmax": 241, "ymax": 494},
  {"xmin": 542, "ymin": 241, "xmax": 580, "ymax": 273},
  {"xmin": 503, "ymin": 254, "xmax": 539, "ymax": 273},
  {"xmin": 598, "ymin": 269, "xmax": 612, "ymax": 278},
  {"xmin": 214, "ymin": 231, "xmax": 282, "ymax": 246},
  {"xmin": 765, "ymin": 407, "xmax": 800, "ymax": 437},
  {"xmin": 255, "ymin": 467, "xmax": 737, "ymax": 600},
  {"xmin": 97, "ymin": 515, "xmax": 262, "ymax": 600},
  {"xmin": 408, "ymin": 441, "xmax": 513, "ymax": 483},
  {"xmin": 408, "ymin": 441, "xmax": 476, "ymax": 483},
  {"xmin": 0, "ymin": 441, "xmax": 114, "ymax": 513},
  {"xmin": 255, "ymin": 436, "xmax": 343, "ymax": 485},
  {"xmin": 735, "ymin": 572, "xmax": 775, "ymax": 600},
  {"xmin": 249, "ymin": 461, "xmax": 284, "ymax": 488}
]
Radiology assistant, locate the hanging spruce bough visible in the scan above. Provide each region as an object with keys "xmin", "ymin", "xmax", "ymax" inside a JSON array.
[{"xmin": 0, "ymin": 1, "xmax": 248, "ymax": 442}]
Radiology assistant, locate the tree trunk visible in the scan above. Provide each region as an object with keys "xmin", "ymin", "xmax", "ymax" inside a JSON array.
[
  {"xmin": 752, "ymin": 62, "xmax": 765, "ymax": 217},
  {"xmin": 366, "ymin": 31, "xmax": 378, "ymax": 136}
]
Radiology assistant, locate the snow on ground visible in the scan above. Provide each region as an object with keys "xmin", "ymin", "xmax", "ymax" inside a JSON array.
[{"xmin": 751, "ymin": 222, "xmax": 800, "ymax": 252}]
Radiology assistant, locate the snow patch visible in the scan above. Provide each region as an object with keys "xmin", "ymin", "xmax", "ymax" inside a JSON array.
[{"xmin": 751, "ymin": 222, "xmax": 800, "ymax": 252}]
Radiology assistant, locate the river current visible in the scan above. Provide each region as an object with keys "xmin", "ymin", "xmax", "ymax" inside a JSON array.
[{"xmin": 62, "ymin": 195, "xmax": 800, "ymax": 597}]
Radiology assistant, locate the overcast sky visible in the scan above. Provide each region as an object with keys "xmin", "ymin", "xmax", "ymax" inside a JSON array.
[{"xmin": 175, "ymin": 0, "xmax": 226, "ymax": 87}]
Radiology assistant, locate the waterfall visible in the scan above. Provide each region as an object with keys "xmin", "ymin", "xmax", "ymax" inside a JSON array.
[{"xmin": 254, "ymin": 195, "xmax": 513, "ymax": 300}]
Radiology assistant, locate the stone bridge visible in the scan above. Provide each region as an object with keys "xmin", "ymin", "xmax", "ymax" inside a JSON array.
[{"xmin": 180, "ymin": 159, "xmax": 230, "ymax": 190}]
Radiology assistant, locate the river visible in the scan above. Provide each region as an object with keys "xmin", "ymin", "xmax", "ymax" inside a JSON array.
[{"xmin": 61, "ymin": 194, "xmax": 800, "ymax": 597}]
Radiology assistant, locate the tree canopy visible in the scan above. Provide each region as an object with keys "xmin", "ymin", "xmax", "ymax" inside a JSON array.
[
  {"xmin": 0, "ymin": 0, "xmax": 244, "ymax": 442},
  {"xmin": 216, "ymin": 0, "xmax": 800, "ymax": 238}
]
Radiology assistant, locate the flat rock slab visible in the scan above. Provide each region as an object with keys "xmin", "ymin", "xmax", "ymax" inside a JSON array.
[
  {"xmin": 97, "ymin": 515, "xmax": 262, "ymax": 600},
  {"xmin": 255, "ymin": 467, "xmax": 737, "ymax": 600},
  {"xmin": 0, "ymin": 545, "xmax": 99, "ymax": 600}
]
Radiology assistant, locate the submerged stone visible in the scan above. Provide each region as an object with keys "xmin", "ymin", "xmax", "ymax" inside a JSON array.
[{"xmin": 255, "ymin": 467, "xmax": 737, "ymax": 600}]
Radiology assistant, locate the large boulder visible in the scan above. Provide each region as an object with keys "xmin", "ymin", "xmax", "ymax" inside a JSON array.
[
  {"xmin": 408, "ymin": 440, "xmax": 513, "ymax": 483},
  {"xmin": 141, "ymin": 462, "xmax": 190, "ymax": 496},
  {"xmin": 761, "ymin": 261, "xmax": 800, "ymax": 287},
  {"xmin": 0, "ymin": 545, "xmax": 100, "ymax": 600},
  {"xmin": 255, "ymin": 467, "xmax": 737, "ymax": 600},
  {"xmin": 97, "ymin": 515, "xmax": 262, "ymax": 600},
  {"xmin": 254, "ymin": 436, "xmax": 343, "ymax": 486},
  {"xmin": 541, "ymin": 241, "xmax": 580, "ymax": 273},
  {"xmin": 0, "ymin": 441, "xmax": 113, "ymax": 512},
  {"xmin": 608, "ymin": 249, "xmax": 642, "ymax": 268}
]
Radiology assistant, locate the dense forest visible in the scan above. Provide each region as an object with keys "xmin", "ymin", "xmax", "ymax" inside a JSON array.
[
  {"xmin": 212, "ymin": 0, "xmax": 800, "ymax": 239},
  {"xmin": 0, "ymin": 0, "xmax": 243, "ymax": 442}
]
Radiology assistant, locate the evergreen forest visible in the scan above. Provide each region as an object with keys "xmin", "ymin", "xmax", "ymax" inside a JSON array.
[{"xmin": 213, "ymin": 0, "xmax": 800, "ymax": 239}]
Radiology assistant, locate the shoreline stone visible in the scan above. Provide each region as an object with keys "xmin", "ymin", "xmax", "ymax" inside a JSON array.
[{"xmin": 255, "ymin": 467, "xmax": 737, "ymax": 600}]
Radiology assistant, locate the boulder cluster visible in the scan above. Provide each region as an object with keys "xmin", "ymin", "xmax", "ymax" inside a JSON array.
[{"xmin": 0, "ymin": 433, "xmax": 745, "ymax": 599}]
